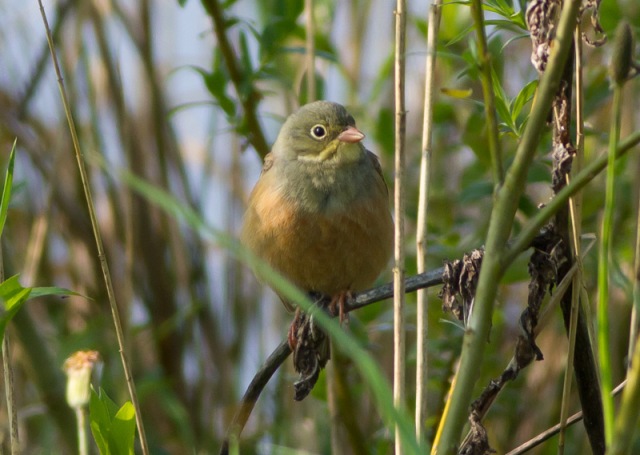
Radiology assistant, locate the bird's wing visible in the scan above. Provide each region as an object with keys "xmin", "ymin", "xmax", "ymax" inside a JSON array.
[
  {"xmin": 261, "ymin": 152, "xmax": 275, "ymax": 175},
  {"xmin": 366, "ymin": 150, "xmax": 389, "ymax": 195}
]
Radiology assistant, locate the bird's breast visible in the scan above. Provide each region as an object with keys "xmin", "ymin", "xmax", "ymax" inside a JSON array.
[{"xmin": 242, "ymin": 160, "xmax": 393, "ymax": 296}]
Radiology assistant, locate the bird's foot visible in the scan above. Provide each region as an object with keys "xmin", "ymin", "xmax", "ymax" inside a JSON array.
[
  {"xmin": 328, "ymin": 290, "xmax": 352, "ymax": 325},
  {"xmin": 287, "ymin": 308, "xmax": 302, "ymax": 352}
]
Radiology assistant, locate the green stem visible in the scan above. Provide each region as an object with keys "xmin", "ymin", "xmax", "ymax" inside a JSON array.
[
  {"xmin": 504, "ymin": 128, "xmax": 640, "ymax": 269},
  {"xmin": 598, "ymin": 83, "xmax": 623, "ymax": 447},
  {"xmin": 75, "ymin": 407, "xmax": 88, "ymax": 455},
  {"xmin": 470, "ymin": 0, "xmax": 503, "ymax": 186},
  {"xmin": 432, "ymin": 1, "xmax": 582, "ymax": 452},
  {"xmin": 0, "ymin": 242, "xmax": 19, "ymax": 454}
]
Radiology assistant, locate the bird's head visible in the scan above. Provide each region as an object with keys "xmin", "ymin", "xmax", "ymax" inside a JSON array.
[{"xmin": 273, "ymin": 101, "xmax": 366, "ymax": 164}]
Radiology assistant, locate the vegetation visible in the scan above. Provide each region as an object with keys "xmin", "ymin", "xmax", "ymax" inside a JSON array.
[{"xmin": 0, "ymin": 0, "xmax": 639, "ymax": 453}]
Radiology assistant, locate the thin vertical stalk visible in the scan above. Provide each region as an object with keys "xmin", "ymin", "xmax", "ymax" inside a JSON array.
[
  {"xmin": 628, "ymin": 87, "xmax": 640, "ymax": 367},
  {"xmin": 2, "ymin": 238, "xmax": 18, "ymax": 455},
  {"xmin": 75, "ymin": 407, "xmax": 88, "ymax": 455},
  {"xmin": 557, "ymin": 27, "xmax": 585, "ymax": 455},
  {"xmin": 630, "ymin": 200, "xmax": 640, "ymax": 363},
  {"xmin": 0, "ymin": 142, "xmax": 17, "ymax": 454},
  {"xmin": 393, "ymin": 0, "xmax": 407, "ymax": 453},
  {"xmin": 598, "ymin": 83, "xmax": 623, "ymax": 447},
  {"xmin": 433, "ymin": 1, "xmax": 582, "ymax": 452},
  {"xmin": 37, "ymin": 3, "xmax": 150, "ymax": 454},
  {"xmin": 610, "ymin": 335, "xmax": 640, "ymax": 454},
  {"xmin": 627, "ymin": 185, "xmax": 640, "ymax": 369},
  {"xmin": 470, "ymin": 0, "xmax": 503, "ymax": 186},
  {"xmin": 415, "ymin": 0, "xmax": 442, "ymax": 439},
  {"xmin": 305, "ymin": 0, "xmax": 316, "ymax": 102},
  {"xmin": 2, "ymin": 335, "xmax": 18, "ymax": 454}
]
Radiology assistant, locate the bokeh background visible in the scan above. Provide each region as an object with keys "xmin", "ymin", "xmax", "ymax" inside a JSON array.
[{"xmin": 0, "ymin": 0, "xmax": 639, "ymax": 453}]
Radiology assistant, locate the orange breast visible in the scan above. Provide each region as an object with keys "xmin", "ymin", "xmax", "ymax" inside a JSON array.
[{"xmin": 242, "ymin": 180, "xmax": 393, "ymax": 297}]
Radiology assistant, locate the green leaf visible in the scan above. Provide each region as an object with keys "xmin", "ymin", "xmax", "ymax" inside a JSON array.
[
  {"xmin": 440, "ymin": 87, "xmax": 473, "ymax": 99},
  {"xmin": 0, "ymin": 275, "xmax": 32, "ymax": 342},
  {"xmin": 482, "ymin": 0, "xmax": 526, "ymax": 28},
  {"xmin": 190, "ymin": 65, "xmax": 237, "ymax": 118},
  {"xmin": 90, "ymin": 388, "xmax": 113, "ymax": 455},
  {"xmin": 238, "ymin": 31, "xmax": 254, "ymax": 97},
  {"xmin": 0, "ymin": 275, "xmax": 83, "ymax": 342},
  {"xmin": 112, "ymin": 402, "xmax": 136, "ymax": 455},
  {"xmin": 90, "ymin": 387, "xmax": 136, "ymax": 455},
  {"xmin": 510, "ymin": 79, "xmax": 538, "ymax": 123},
  {"xmin": 29, "ymin": 286, "xmax": 84, "ymax": 299},
  {"xmin": 0, "ymin": 139, "xmax": 17, "ymax": 238},
  {"xmin": 445, "ymin": 23, "xmax": 474, "ymax": 47}
]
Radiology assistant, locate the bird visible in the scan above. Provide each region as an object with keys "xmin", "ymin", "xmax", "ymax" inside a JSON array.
[{"xmin": 241, "ymin": 100, "xmax": 394, "ymax": 399}]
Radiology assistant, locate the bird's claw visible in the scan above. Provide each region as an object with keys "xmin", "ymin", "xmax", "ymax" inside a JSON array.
[{"xmin": 328, "ymin": 291, "xmax": 352, "ymax": 325}]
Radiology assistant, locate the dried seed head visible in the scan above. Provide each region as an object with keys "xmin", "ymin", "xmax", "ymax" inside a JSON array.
[
  {"xmin": 526, "ymin": 0, "xmax": 561, "ymax": 73},
  {"xmin": 63, "ymin": 350, "xmax": 101, "ymax": 409},
  {"xmin": 609, "ymin": 21, "xmax": 634, "ymax": 86}
]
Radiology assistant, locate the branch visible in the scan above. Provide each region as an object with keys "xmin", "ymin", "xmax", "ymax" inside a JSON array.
[{"xmin": 200, "ymin": 0, "xmax": 270, "ymax": 158}]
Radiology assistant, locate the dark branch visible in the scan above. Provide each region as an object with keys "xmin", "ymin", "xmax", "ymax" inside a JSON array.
[{"xmin": 345, "ymin": 267, "xmax": 444, "ymax": 313}]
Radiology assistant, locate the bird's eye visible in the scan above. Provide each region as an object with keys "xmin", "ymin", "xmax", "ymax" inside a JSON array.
[{"xmin": 310, "ymin": 124, "xmax": 327, "ymax": 139}]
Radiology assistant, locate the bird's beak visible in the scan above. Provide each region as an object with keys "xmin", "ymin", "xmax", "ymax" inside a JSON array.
[{"xmin": 337, "ymin": 126, "xmax": 365, "ymax": 143}]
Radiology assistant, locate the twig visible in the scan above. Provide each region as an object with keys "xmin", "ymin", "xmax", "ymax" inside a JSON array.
[
  {"xmin": 200, "ymin": 0, "xmax": 270, "ymax": 158},
  {"xmin": 507, "ymin": 381, "xmax": 626, "ymax": 455},
  {"xmin": 37, "ymin": 2, "xmax": 150, "ymax": 453},
  {"xmin": 416, "ymin": 0, "xmax": 442, "ymax": 439},
  {"xmin": 394, "ymin": 0, "xmax": 408, "ymax": 453}
]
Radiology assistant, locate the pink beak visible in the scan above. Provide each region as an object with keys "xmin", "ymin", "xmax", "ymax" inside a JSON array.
[{"xmin": 337, "ymin": 126, "xmax": 365, "ymax": 143}]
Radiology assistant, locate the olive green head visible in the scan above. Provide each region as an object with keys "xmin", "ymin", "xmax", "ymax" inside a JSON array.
[{"xmin": 272, "ymin": 101, "xmax": 366, "ymax": 163}]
